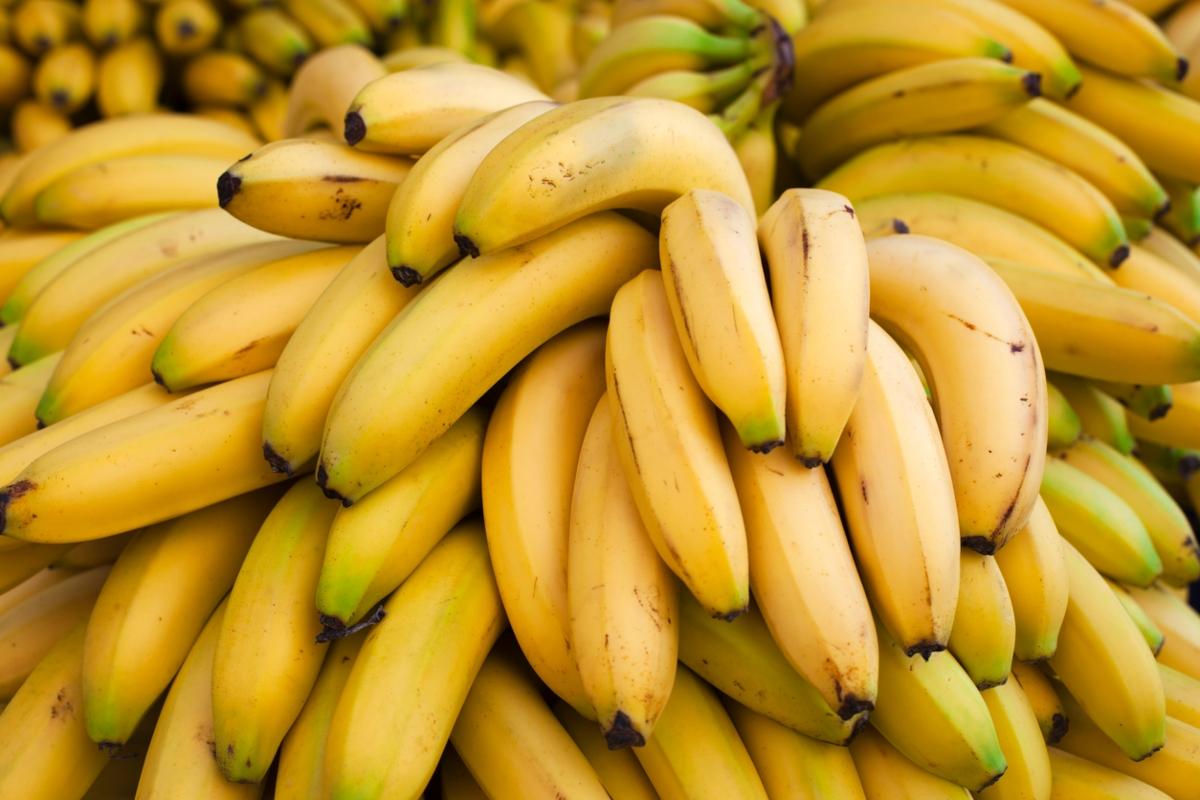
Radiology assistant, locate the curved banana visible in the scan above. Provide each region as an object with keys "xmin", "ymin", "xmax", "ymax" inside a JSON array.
[
  {"xmin": 385, "ymin": 100, "xmax": 556, "ymax": 286},
  {"xmin": 1129, "ymin": 379, "xmax": 1200, "ymax": 450},
  {"xmin": 820, "ymin": 135, "xmax": 1130, "ymax": 267},
  {"xmin": 1048, "ymin": 381, "xmax": 1082, "ymax": 449},
  {"xmin": 0, "ymin": 568, "xmax": 78, "ymax": 617},
  {"xmin": 1112, "ymin": 245, "xmax": 1200, "ymax": 326},
  {"xmin": 1010, "ymin": 661, "xmax": 1068, "ymax": 744},
  {"xmin": 831, "ymin": 320, "xmax": 960, "ymax": 654},
  {"xmin": 0, "ymin": 541, "xmax": 70, "ymax": 595},
  {"xmin": 281, "ymin": 0, "xmax": 373, "ymax": 48},
  {"xmin": 1159, "ymin": 175, "xmax": 1200, "ymax": 245},
  {"xmin": 1094, "ymin": 380, "xmax": 1174, "ymax": 421},
  {"xmin": 450, "ymin": 645, "xmax": 609, "ymax": 799},
  {"xmin": 318, "ymin": 212, "xmax": 655, "ymax": 504},
  {"xmin": 732, "ymin": 105, "xmax": 777, "ymax": 216},
  {"xmin": 609, "ymin": 0, "xmax": 763, "ymax": 31},
  {"xmin": 95, "ymin": 38, "xmax": 162, "ymax": 118},
  {"xmin": 849, "ymin": 725, "xmax": 971, "ymax": 800},
  {"xmin": 994, "ymin": 497, "xmax": 1067, "ymax": 661},
  {"xmin": 1160, "ymin": 662, "xmax": 1200, "ymax": 729},
  {"xmin": 345, "ymin": 62, "xmax": 548, "ymax": 154},
  {"xmin": 975, "ymin": 678, "xmax": 1052, "ymax": 800},
  {"xmin": 284, "ymin": 44, "xmax": 386, "ymax": 136},
  {"xmin": 0, "ymin": 353, "xmax": 62, "ymax": 449},
  {"xmin": 12, "ymin": 0, "xmax": 79, "ymax": 56},
  {"xmin": 153, "ymin": 0, "xmax": 221, "ymax": 56},
  {"xmin": 82, "ymin": 491, "xmax": 276, "ymax": 747},
  {"xmin": 323, "ymin": 522, "xmax": 505, "ymax": 800},
  {"xmin": 219, "ymin": 138, "xmax": 412, "ymax": 244},
  {"xmin": 151, "ymin": 245, "xmax": 359, "ymax": 391},
  {"xmin": 1047, "ymin": 747, "xmax": 1175, "ymax": 800},
  {"xmin": 553, "ymin": 701, "xmax": 659, "ymax": 800},
  {"xmin": 867, "ymin": 234, "xmax": 1046, "ymax": 551},
  {"xmin": 237, "ymin": 8, "xmax": 313, "ymax": 77},
  {"xmin": 82, "ymin": 0, "xmax": 144, "ymax": 48},
  {"xmin": 1125, "ymin": 582, "xmax": 1200, "ymax": 680},
  {"xmin": 949, "ymin": 550, "xmax": 1015, "ymax": 689},
  {"xmin": 756, "ymin": 188, "xmax": 868, "ymax": 464},
  {"xmin": 1108, "ymin": 578, "xmax": 1166, "ymax": 653},
  {"xmin": 1050, "ymin": 374, "xmax": 1136, "ymax": 453},
  {"xmin": 0, "ymin": 229, "xmax": 86, "ymax": 307},
  {"xmin": 32, "ymin": 42, "xmax": 93, "ymax": 114},
  {"xmin": 36, "ymin": 240, "xmax": 320, "ymax": 425},
  {"xmin": 1141, "ymin": 225, "xmax": 1200, "ymax": 279},
  {"xmin": 317, "ymin": 407, "xmax": 483, "ymax": 629},
  {"xmin": 454, "ymin": 96, "xmax": 753, "ymax": 256},
  {"xmin": 481, "ymin": 323, "xmax": 604, "ymax": 716},
  {"xmin": 10, "ymin": 99, "xmax": 70, "ymax": 153}
]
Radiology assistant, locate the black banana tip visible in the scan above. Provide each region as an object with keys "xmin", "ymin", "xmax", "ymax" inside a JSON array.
[
  {"xmin": 343, "ymin": 111, "xmax": 366, "ymax": 146},
  {"xmin": 1022, "ymin": 72, "xmax": 1042, "ymax": 97},
  {"xmin": 50, "ymin": 89, "xmax": 69, "ymax": 109},
  {"xmin": 6, "ymin": 356, "xmax": 19, "ymax": 370},
  {"xmin": 961, "ymin": 535, "xmax": 996, "ymax": 556},
  {"xmin": 976, "ymin": 767, "xmax": 1008, "ymax": 792},
  {"xmin": 150, "ymin": 367, "xmax": 167, "ymax": 388},
  {"xmin": 891, "ymin": 218, "xmax": 910, "ymax": 234},
  {"xmin": 1178, "ymin": 57, "xmax": 1190, "ymax": 82},
  {"xmin": 799, "ymin": 455, "xmax": 825, "ymax": 468},
  {"xmin": 315, "ymin": 605, "xmax": 385, "ymax": 643},
  {"xmin": 1149, "ymin": 402, "xmax": 1172, "ymax": 421},
  {"xmin": 1047, "ymin": 713, "xmax": 1069, "ymax": 745},
  {"xmin": 748, "ymin": 438, "xmax": 784, "ymax": 454},
  {"xmin": 177, "ymin": 19, "xmax": 197, "ymax": 38},
  {"xmin": 34, "ymin": 418, "xmax": 45, "ymax": 430},
  {"xmin": 391, "ymin": 265, "xmax": 422, "ymax": 287},
  {"xmin": 1109, "ymin": 244, "xmax": 1130, "ymax": 268},
  {"xmin": 1155, "ymin": 197, "xmax": 1172, "ymax": 220},
  {"xmin": 905, "ymin": 640, "xmax": 946, "ymax": 661},
  {"xmin": 715, "ymin": 605, "xmax": 748, "ymax": 623},
  {"xmin": 604, "ymin": 712, "xmax": 645, "ymax": 750},
  {"xmin": 315, "ymin": 464, "xmax": 352, "ymax": 507},
  {"xmin": 216, "ymin": 172, "xmax": 241, "ymax": 208},
  {"xmin": 454, "ymin": 233, "xmax": 480, "ymax": 259},
  {"xmin": 1179, "ymin": 454, "xmax": 1200, "ymax": 477},
  {"xmin": 763, "ymin": 15, "xmax": 794, "ymax": 104},
  {"xmin": 837, "ymin": 695, "xmax": 874, "ymax": 721},
  {"xmin": 262, "ymin": 442, "xmax": 293, "ymax": 475}
]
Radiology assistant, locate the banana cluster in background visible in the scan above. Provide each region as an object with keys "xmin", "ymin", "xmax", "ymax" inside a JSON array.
[{"xmin": 0, "ymin": 0, "xmax": 1198, "ymax": 799}]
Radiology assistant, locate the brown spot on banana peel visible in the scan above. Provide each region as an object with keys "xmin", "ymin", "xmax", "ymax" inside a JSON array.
[{"xmin": 604, "ymin": 711, "xmax": 645, "ymax": 750}]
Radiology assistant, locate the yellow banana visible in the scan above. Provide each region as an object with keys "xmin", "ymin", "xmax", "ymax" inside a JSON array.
[
  {"xmin": 454, "ymin": 96, "xmax": 753, "ymax": 256},
  {"xmin": 733, "ymin": 105, "xmax": 777, "ymax": 216},
  {"xmin": 482, "ymin": 0, "xmax": 578, "ymax": 92},
  {"xmin": 283, "ymin": 44, "xmax": 386, "ymax": 136},
  {"xmin": 1047, "ymin": 747, "xmax": 1175, "ymax": 800},
  {"xmin": 323, "ymin": 522, "xmax": 505, "ymax": 800},
  {"xmin": 0, "ymin": 46, "xmax": 31, "ymax": 110},
  {"xmin": 0, "ymin": 541, "xmax": 69, "ymax": 594},
  {"xmin": 182, "ymin": 50, "xmax": 267, "ymax": 108},
  {"xmin": 218, "ymin": 138, "xmax": 413, "ymax": 243},
  {"xmin": 317, "ymin": 212, "xmax": 655, "ymax": 504},
  {"xmin": 1113, "ymin": 243, "xmax": 1200, "ymax": 325},
  {"xmin": 11, "ymin": 99, "xmax": 69, "ymax": 152},
  {"xmin": 1160, "ymin": 662, "xmax": 1200, "ymax": 729},
  {"xmin": 481, "ymin": 323, "xmax": 604, "ymax": 716},
  {"xmin": 345, "ymin": 0, "xmax": 405, "ymax": 33},
  {"xmin": 553, "ymin": 701, "xmax": 659, "ymax": 799},
  {"xmin": 32, "ymin": 42, "xmax": 95, "ymax": 113},
  {"xmin": 949, "ymin": 550, "xmax": 1015, "ymax": 689},
  {"xmin": 1141, "ymin": 224, "xmax": 1200, "ymax": 280},
  {"xmin": 153, "ymin": 0, "xmax": 220, "ymax": 56},
  {"xmin": 0, "ymin": 567, "xmax": 78, "ymax": 617},
  {"xmin": 975, "ymin": 678, "xmax": 1052, "ymax": 800},
  {"xmin": 994, "ymin": 497, "xmax": 1068, "ymax": 661},
  {"xmin": 95, "ymin": 38, "xmax": 162, "ymax": 118},
  {"xmin": 609, "ymin": 0, "xmax": 763, "ymax": 31},
  {"xmin": 1093, "ymin": 380, "xmax": 1174, "ymax": 420},
  {"xmin": 237, "ymin": 8, "xmax": 314, "ymax": 77},
  {"xmin": 1010, "ymin": 661, "xmax": 1068, "ymax": 744},
  {"xmin": 849, "ymin": 725, "xmax": 971, "ymax": 800},
  {"xmin": 248, "ymin": 80, "xmax": 287, "ymax": 141},
  {"xmin": 1130, "ymin": 379, "xmax": 1200, "ymax": 449},
  {"xmin": 82, "ymin": 491, "xmax": 277, "ymax": 746},
  {"xmin": 0, "ymin": 353, "xmax": 62, "ymax": 448},
  {"xmin": 150, "ymin": 245, "xmax": 359, "ymax": 391},
  {"xmin": 281, "ymin": 0, "xmax": 373, "ymax": 48},
  {"xmin": 0, "ymin": 228, "xmax": 84, "ymax": 307},
  {"xmin": 1159, "ymin": 174, "xmax": 1200, "ymax": 244},
  {"xmin": 1050, "ymin": 374, "xmax": 1136, "ymax": 454},
  {"xmin": 1125, "ymin": 582, "xmax": 1200, "ymax": 680},
  {"xmin": 1108, "ymin": 577, "xmax": 1166, "ymax": 653},
  {"xmin": 12, "ymin": 0, "xmax": 79, "ymax": 57},
  {"xmin": 81, "ymin": 0, "xmax": 144, "ymax": 48},
  {"xmin": 1048, "ymin": 381, "xmax": 1083, "ymax": 449}
]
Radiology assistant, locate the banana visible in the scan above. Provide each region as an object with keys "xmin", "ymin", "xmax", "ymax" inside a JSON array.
[
  {"xmin": 0, "ymin": 114, "xmax": 259, "ymax": 227},
  {"xmin": 36, "ymin": 240, "xmax": 320, "ymax": 425},
  {"xmin": 0, "ymin": 353, "xmax": 62, "ymax": 448},
  {"xmin": 0, "ymin": 542, "xmax": 70, "ymax": 594},
  {"xmin": 1130, "ymin": 380, "xmax": 1200, "ymax": 449},
  {"xmin": 33, "ymin": 153, "xmax": 228, "ymax": 230},
  {"xmin": 12, "ymin": 0, "xmax": 79, "ymax": 57},
  {"xmin": 82, "ymin": 0, "xmax": 144, "ymax": 48},
  {"xmin": 385, "ymin": 100, "xmax": 556, "ymax": 286},
  {"xmin": 344, "ymin": 62, "xmax": 548, "ymax": 155},
  {"xmin": 441, "ymin": 748, "xmax": 488, "ymax": 800},
  {"xmin": 1049, "ymin": 538, "xmax": 1166, "ymax": 759},
  {"xmin": 237, "ymin": 8, "xmax": 313, "ymax": 77},
  {"xmin": 568, "ymin": 395, "xmax": 677, "ymax": 747},
  {"xmin": 0, "ymin": 229, "xmax": 85, "ymax": 306},
  {"xmin": 802, "ymin": 57, "xmax": 1040, "ymax": 179},
  {"xmin": 454, "ymin": 96, "xmax": 754, "ymax": 255},
  {"xmin": 1108, "ymin": 578, "xmax": 1166, "ymax": 653},
  {"xmin": 871, "ymin": 617, "xmax": 1007, "ymax": 791},
  {"xmin": 284, "ymin": 44, "xmax": 386, "ymax": 136},
  {"xmin": 95, "ymin": 38, "xmax": 162, "ymax": 118},
  {"xmin": 135, "ymin": 602, "xmax": 262, "ymax": 800},
  {"xmin": 0, "ymin": 370, "xmax": 288, "ymax": 543},
  {"xmin": 604, "ymin": 269, "xmax": 749, "ymax": 618},
  {"xmin": 53, "ymin": 534, "xmax": 129, "ymax": 570},
  {"xmin": 1066, "ymin": 65, "xmax": 1200, "ymax": 186},
  {"xmin": 0, "ymin": 567, "xmax": 78, "ymax": 617},
  {"xmin": 32, "ymin": 41, "xmax": 95, "ymax": 113},
  {"xmin": 578, "ymin": 15, "xmax": 760, "ymax": 99},
  {"xmin": 830, "ymin": 319, "xmax": 959, "ymax": 653},
  {"xmin": 1041, "ymin": 457, "xmax": 1162, "ymax": 585},
  {"xmin": 1050, "ymin": 374, "xmax": 1136, "ymax": 453},
  {"xmin": 248, "ymin": 80, "xmax": 287, "ymax": 142},
  {"xmin": 819, "ymin": 135, "xmax": 1130, "ymax": 267},
  {"xmin": 999, "ymin": 0, "xmax": 1183, "ymax": 83},
  {"xmin": 986, "ymin": 259, "xmax": 1200, "ymax": 385},
  {"xmin": 82, "ymin": 491, "xmax": 277, "ymax": 747},
  {"xmin": 994, "ymin": 497, "xmax": 1067, "ymax": 661},
  {"xmin": 553, "ymin": 701, "xmax": 659, "ymax": 799},
  {"xmin": 677, "ymin": 593, "xmax": 860, "ymax": 744},
  {"xmin": 0, "ymin": 46, "xmax": 30, "ymax": 110},
  {"xmin": 381, "ymin": 45, "xmax": 470, "ymax": 70},
  {"xmin": 182, "ymin": 50, "xmax": 267, "ymax": 108},
  {"xmin": 218, "ymin": 138, "xmax": 412, "ymax": 244},
  {"xmin": 317, "ymin": 212, "xmax": 655, "ymax": 504},
  {"xmin": 1114, "ymin": 244, "xmax": 1200, "ymax": 325},
  {"xmin": 481, "ymin": 323, "xmax": 603, "ymax": 716},
  {"xmin": 0, "ymin": 624, "xmax": 110, "ymax": 799},
  {"xmin": 11, "ymin": 99, "xmax": 69, "ymax": 153},
  {"xmin": 855, "ymin": 193, "xmax": 1105, "ymax": 280},
  {"xmin": 726, "ymin": 700, "xmax": 867, "ymax": 800},
  {"xmin": 427, "ymin": 0, "xmax": 475, "ymax": 55},
  {"xmin": 733, "ymin": 105, "xmax": 777, "ymax": 216},
  {"xmin": 609, "ymin": 0, "xmax": 763, "ymax": 31},
  {"xmin": 1056, "ymin": 693, "xmax": 1199, "ymax": 798},
  {"xmin": 1159, "ymin": 175, "xmax": 1200, "ymax": 245},
  {"xmin": 0, "ymin": 565, "xmax": 108, "ymax": 698},
  {"xmin": 631, "ymin": 665, "xmax": 768, "ymax": 800},
  {"xmin": 1125, "ymin": 582, "xmax": 1200, "ymax": 680},
  {"xmin": 724, "ymin": 423, "xmax": 877, "ymax": 719},
  {"xmin": 346, "ymin": 0, "xmax": 405, "ymax": 33},
  {"xmin": 323, "ymin": 521, "xmax": 505, "ymax": 800},
  {"xmin": 868, "ymin": 234, "xmax": 1046, "ymax": 551},
  {"xmin": 849, "ymin": 725, "xmax": 971, "ymax": 800},
  {"xmin": 783, "ymin": 2, "xmax": 1010, "ymax": 118},
  {"xmin": 282, "ymin": 0, "xmax": 373, "ymax": 48},
  {"xmin": 450, "ymin": 644, "xmax": 609, "ymax": 799},
  {"xmin": 1058, "ymin": 436, "xmax": 1200, "ymax": 585},
  {"xmin": 150, "ymin": 245, "xmax": 359, "ymax": 391},
  {"xmin": 153, "ymin": 0, "xmax": 220, "ymax": 56},
  {"xmin": 1093, "ymin": 380, "xmax": 1174, "ymax": 420},
  {"xmin": 1160, "ymin": 663, "xmax": 1200, "ymax": 729},
  {"xmin": 262, "ymin": 237, "xmax": 417, "ymax": 474},
  {"xmin": 479, "ymin": 0, "xmax": 578, "ymax": 92},
  {"xmin": 1047, "ymin": 381, "xmax": 1082, "ymax": 449},
  {"xmin": 1011, "ymin": 661, "xmax": 1068, "ymax": 745},
  {"xmin": 275, "ymin": 634, "xmax": 364, "ymax": 800},
  {"xmin": 975, "ymin": 678, "xmax": 1052, "ymax": 800},
  {"xmin": 949, "ymin": 551, "xmax": 1015, "ymax": 689},
  {"xmin": 1047, "ymin": 747, "xmax": 1175, "ymax": 800},
  {"xmin": 1142, "ymin": 224, "xmax": 1200, "ymax": 279},
  {"xmin": 317, "ymin": 407, "xmax": 483, "ymax": 629},
  {"xmin": 660, "ymin": 189, "xmax": 785, "ymax": 450}
]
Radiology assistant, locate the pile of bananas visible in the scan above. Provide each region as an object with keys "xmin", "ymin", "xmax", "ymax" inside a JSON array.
[{"xmin": 1, "ymin": 0, "xmax": 1200, "ymax": 798}]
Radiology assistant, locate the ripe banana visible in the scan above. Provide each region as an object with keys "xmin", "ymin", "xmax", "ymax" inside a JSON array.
[
  {"xmin": 1141, "ymin": 224, "xmax": 1200, "ymax": 279},
  {"xmin": 95, "ymin": 38, "xmax": 162, "ymax": 118},
  {"xmin": 1047, "ymin": 381, "xmax": 1083, "ymax": 449},
  {"xmin": 36, "ymin": 240, "xmax": 320, "ymax": 425},
  {"xmin": 553, "ymin": 701, "xmax": 658, "ymax": 799},
  {"xmin": 82, "ymin": 0, "xmax": 144, "ymax": 48},
  {"xmin": 32, "ymin": 41, "xmax": 95, "ymax": 113},
  {"xmin": 724, "ymin": 423, "xmax": 877, "ymax": 719},
  {"xmin": 819, "ymin": 135, "xmax": 1130, "ymax": 267},
  {"xmin": 482, "ymin": 0, "xmax": 579, "ymax": 93},
  {"xmin": 994, "ymin": 497, "xmax": 1067, "ymax": 661},
  {"xmin": 0, "ymin": 567, "xmax": 78, "ymax": 617},
  {"xmin": 849, "ymin": 725, "xmax": 971, "ymax": 799},
  {"xmin": 183, "ymin": 50, "xmax": 266, "ymax": 108},
  {"xmin": 609, "ymin": 0, "xmax": 763, "ymax": 32},
  {"xmin": 219, "ymin": 138, "xmax": 412, "ymax": 244},
  {"xmin": 346, "ymin": 0, "xmax": 405, "ymax": 34},
  {"xmin": 871, "ymin": 617, "xmax": 1007, "ymax": 791},
  {"xmin": 1125, "ymin": 582, "xmax": 1200, "ymax": 680},
  {"xmin": 1114, "ymin": 245, "xmax": 1200, "ymax": 326},
  {"xmin": 0, "ymin": 45, "xmax": 30, "ymax": 110},
  {"xmin": 318, "ymin": 212, "xmax": 655, "ymax": 504},
  {"xmin": 677, "ymin": 593, "xmax": 859, "ymax": 744},
  {"xmin": 450, "ymin": 644, "xmax": 609, "ymax": 799},
  {"xmin": 345, "ymin": 62, "xmax": 548, "ymax": 154},
  {"xmin": 12, "ymin": 0, "xmax": 79, "ymax": 57},
  {"xmin": 0, "ymin": 229, "xmax": 86, "ymax": 306},
  {"xmin": 1050, "ymin": 374, "xmax": 1136, "ymax": 453},
  {"xmin": 454, "ymin": 96, "xmax": 754, "ymax": 255},
  {"xmin": 284, "ymin": 44, "xmax": 386, "ymax": 136},
  {"xmin": 10, "ymin": 99, "xmax": 70, "ymax": 153},
  {"xmin": 384, "ymin": 100, "xmax": 556, "ymax": 286},
  {"xmin": 830, "ymin": 319, "xmax": 960, "ymax": 654},
  {"xmin": 151, "ymin": 245, "xmax": 359, "ymax": 391},
  {"xmin": 317, "ymin": 407, "xmax": 484, "ymax": 629},
  {"xmin": 1094, "ymin": 380, "xmax": 1174, "ymax": 421},
  {"xmin": 237, "ymin": 8, "xmax": 313, "ymax": 77},
  {"xmin": 949, "ymin": 550, "xmax": 1015, "ymax": 689},
  {"xmin": 282, "ymin": 0, "xmax": 373, "ymax": 48},
  {"xmin": 975, "ymin": 678, "xmax": 1052, "ymax": 800},
  {"xmin": 1047, "ymin": 747, "xmax": 1175, "ymax": 800},
  {"xmin": 0, "ymin": 353, "xmax": 62, "ymax": 448},
  {"xmin": 732, "ymin": 105, "xmax": 777, "ymax": 215},
  {"xmin": 153, "ymin": 0, "xmax": 220, "ymax": 56},
  {"xmin": 1010, "ymin": 661, "xmax": 1068, "ymax": 745},
  {"xmin": 1108, "ymin": 577, "xmax": 1166, "ymax": 653},
  {"xmin": 0, "ymin": 541, "xmax": 70, "ymax": 595},
  {"xmin": 323, "ymin": 522, "xmax": 505, "ymax": 800},
  {"xmin": 82, "ymin": 491, "xmax": 277, "ymax": 746},
  {"xmin": 1159, "ymin": 175, "xmax": 1200, "ymax": 244},
  {"xmin": 1160, "ymin": 662, "xmax": 1200, "ymax": 729},
  {"xmin": 1129, "ymin": 379, "xmax": 1200, "ymax": 449},
  {"xmin": 248, "ymin": 80, "xmax": 288, "ymax": 141}
]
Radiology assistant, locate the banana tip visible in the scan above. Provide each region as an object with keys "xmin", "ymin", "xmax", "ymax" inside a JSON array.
[
  {"xmin": 904, "ymin": 640, "xmax": 946, "ymax": 661},
  {"xmin": 344, "ymin": 111, "xmax": 366, "ymax": 146},
  {"xmin": 1148, "ymin": 401, "xmax": 1171, "ymax": 421},
  {"xmin": 975, "ymin": 767, "xmax": 1008, "ymax": 792},
  {"xmin": 1047, "ymin": 713, "xmax": 1069, "ymax": 745},
  {"xmin": 714, "ymin": 605, "xmax": 748, "ymax": 623},
  {"xmin": 390, "ymin": 265, "xmax": 422, "ymax": 287},
  {"xmin": 961, "ymin": 535, "xmax": 996, "ymax": 556},
  {"xmin": 748, "ymin": 438, "xmax": 784, "ymax": 454},
  {"xmin": 315, "ymin": 464, "xmax": 352, "ymax": 507},
  {"xmin": 216, "ymin": 172, "xmax": 241, "ymax": 208},
  {"xmin": 1108, "ymin": 244, "xmax": 1130, "ymax": 268},
  {"xmin": 262, "ymin": 442, "xmax": 293, "ymax": 476},
  {"xmin": 1021, "ymin": 72, "xmax": 1042, "ymax": 97},
  {"xmin": 454, "ymin": 233, "xmax": 480, "ymax": 259},
  {"xmin": 177, "ymin": 19, "xmax": 197, "ymax": 39},
  {"xmin": 1178, "ymin": 57, "xmax": 1190, "ymax": 82},
  {"xmin": 837, "ymin": 695, "xmax": 874, "ymax": 721},
  {"xmin": 316, "ymin": 604, "xmax": 385, "ymax": 643},
  {"xmin": 604, "ymin": 712, "xmax": 646, "ymax": 750},
  {"xmin": 1155, "ymin": 197, "xmax": 1172, "ymax": 220}
]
